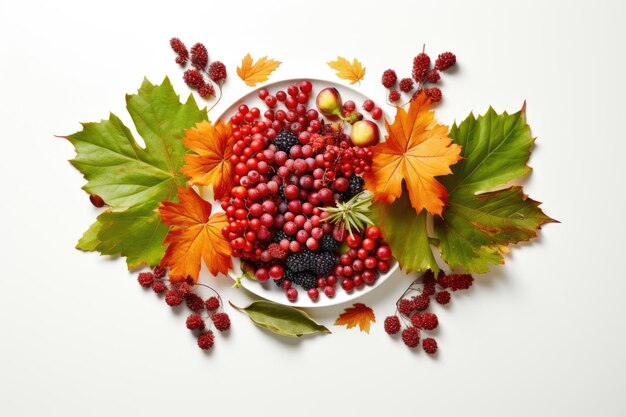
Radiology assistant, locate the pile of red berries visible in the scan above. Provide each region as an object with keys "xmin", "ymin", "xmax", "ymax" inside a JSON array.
[
  {"xmin": 169, "ymin": 37, "xmax": 227, "ymax": 98},
  {"xmin": 384, "ymin": 270, "xmax": 473, "ymax": 355},
  {"xmin": 219, "ymin": 80, "xmax": 393, "ymax": 302},
  {"xmin": 137, "ymin": 266, "xmax": 230, "ymax": 350}
]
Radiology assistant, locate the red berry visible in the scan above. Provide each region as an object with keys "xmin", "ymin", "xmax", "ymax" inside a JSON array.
[
  {"xmin": 151, "ymin": 281, "xmax": 167, "ymax": 294},
  {"xmin": 413, "ymin": 294, "xmax": 430, "ymax": 311},
  {"xmin": 376, "ymin": 245, "xmax": 391, "ymax": 260},
  {"xmin": 399, "ymin": 78, "xmax": 414, "ymax": 93},
  {"xmin": 190, "ymin": 43, "xmax": 208, "ymax": 69},
  {"xmin": 211, "ymin": 312, "xmax": 231, "ymax": 331},
  {"xmin": 208, "ymin": 61, "xmax": 227, "ymax": 83},
  {"xmin": 425, "ymin": 87, "xmax": 442, "ymax": 103},
  {"xmin": 422, "ymin": 337, "xmax": 438, "ymax": 354},
  {"xmin": 183, "ymin": 69, "xmax": 205, "ymax": 88},
  {"xmin": 186, "ymin": 313, "xmax": 205, "ymax": 330},
  {"xmin": 381, "ymin": 69, "xmax": 397, "ymax": 88},
  {"xmin": 197, "ymin": 330, "xmax": 215, "ymax": 350},
  {"xmin": 177, "ymin": 282, "xmax": 192, "ymax": 296},
  {"xmin": 307, "ymin": 288, "xmax": 319, "ymax": 300},
  {"xmin": 421, "ymin": 313, "xmax": 438, "ymax": 330},
  {"xmin": 362, "ymin": 238, "xmax": 376, "ymax": 251},
  {"xmin": 169, "ymin": 37, "xmax": 188, "ymax": 62},
  {"xmin": 165, "ymin": 290, "xmax": 183, "ymax": 307},
  {"xmin": 398, "ymin": 298, "xmax": 414, "ymax": 315},
  {"xmin": 345, "ymin": 233, "xmax": 362, "ymax": 248},
  {"xmin": 286, "ymin": 288, "xmax": 298, "ymax": 301},
  {"xmin": 388, "ymin": 90, "xmax": 401, "ymax": 102},
  {"xmin": 402, "ymin": 327, "xmax": 420, "ymax": 348},
  {"xmin": 362, "ymin": 99, "xmax": 375, "ymax": 112},
  {"xmin": 371, "ymin": 107, "xmax": 383, "ymax": 120},
  {"xmin": 324, "ymin": 286, "xmax": 336, "ymax": 298},
  {"xmin": 299, "ymin": 80, "xmax": 313, "ymax": 93},
  {"xmin": 153, "ymin": 266, "xmax": 166, "ymax": 279},
  {"xmin": 137, "ymin": 272, "xmax": 154, "ymax": 288},
  {"xmin": 205, "ymin": 296, "xmax": 220, "ymax": 311},
  {"xmin": 412, "ymin": 52, "xmax": 431, "ymax": 81},
  {"xmin": 89, "ymin": 194, "xmax": 105, "ymax": 207},
  {"xmin": 185, "ymin": 293, "xmax": 205, "ymax": 311},
  {"xmin": 384, "ymin": 315, "xmax": 401, "ymax": 334},
  {"xmin": 341, "ymin": 278, "xmax": 354, "ymax": 292},
  {"xmin": 365, "ymin": 226, "xmax": 381, "ymax": 240},
  {"xmin": 269, "ymin": 265, "xmax": 284, "ymax": 280},
  {"xmin": 435, "ymin": 291, "xmax": 451, "ymax": 305},
  {"xmin": 425, "ymin": 69, "xmax": 440, "ymax": 83},
  {"xmin": 435, "ymin": 52, "xmax": 456, "ymax": 71}
]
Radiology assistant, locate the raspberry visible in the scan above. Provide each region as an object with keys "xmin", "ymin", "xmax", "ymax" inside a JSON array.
[
  {"xmin": 410, "ymin": 313, "xmax": 423, "ymax": 328},
  {"xmin": 137, "ymin": 272, "xmax": 154, "ymax": 288},
  {"xmin": 402, "ymin": 327, "xmax": 420, "ymax": 348},
  {"xmin": 198, "ymin": 83, "xmax": 215, "ymax": 98},
  {"xmin": 399, "ymin": 78, "xmax": 414, "ymax": 93},
  {"xmin": 197, "ymin": 330, "xmax": 215, "ymax": 350},
  {"xmin": 381, "ymin": 69, "xmax": 397, "ymax": 88},
  {"xmin": 208, "ymin": 61, "xmax": 227, "ymax": 83},
  {"xmin": 185, "ymin": 294, "xmax": 205, "ymax": 312},
  {"xmin": 384, "ymin": 316, "xmax": 401, "ymax": 334},
  {"xmin": 151, "ymin": 281, "xmax": 167, "ymax": 294},
  {"xmin": 388, "ymin": 90, "xmax": 401, "ymax": 102},
  {"xmin": 397, "ymin": 298, "xmax": 414, "ymax": 315},
  {"xmin": 175, "ymin": 56, "xmax": 186, "ymax": 65},
  {"xmin": 267, "ymin": 243, "xmax": 287, "ymax": 260},
  {"xmin": 439, "ymin": 273, "xmax": 473, "ymax": 291},
  {"xmin": 412, "ymin": 53, "xmax": 431, "ymax": 81},
  {"xmin": 153, "ymin": 266, "xmax": 166, "ymax": 279},
  {"xmin": 169, "ymin": 37, "xmax": 188, "ymax": 61},
  {"xmin": 186, "ymin": 313, "xmax": 205, "ymax": 330},
  {"xmin": 205, "ymin": 296, "xmax": 220, "ymax": 311},
  {"xmin": 423, "ymin": 337, "xmax": 438, "ymax": 354},
  {"xmin": 177, "ymin": 282, "xmax": 192, "ymax": 296},
  {"xmin": 435, "ymin": 52, "xmax": 456, "ymax": 71},
  {"xmin": 165, "ymin": 290, "xmax": 183, "ymax": 307},
  {"xmin": 422, "ymin": 282, "xmax": 435, "ymax": 296},
  {"xmin": 425, "ymin": 69, "xmax": 440, "ymax": 83},
  {"xmin": 435, "ymin": 291, "xmax": 451, "ymax": 305},
  {"xmin": 425, "ymin": 87, "xmax": 442, "ymax": 103},
  {"xmin": 190, "ymin": 43, "xmax": 208, "ymax": 69},
  {"xmin": 413, "ymin": 294, "xmax": 430, "ymax": 311},
  {"xmin": 420, "ymin": 313, "xmax": 438, "ymax": 330},
  {"xmin": 211, "ymin": 312, "xmax": 231, "ymax": 332},
  {"xmin": 183, "ymin": 69, "xmax": 205, "ymax": 88}
]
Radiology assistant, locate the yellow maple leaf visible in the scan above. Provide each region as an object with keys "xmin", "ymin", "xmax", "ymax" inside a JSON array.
[
  {"xmin": 363, "ymin": 92, "xmax": 463, "ymax": 216},
  {"xmin": 236, "ymin": 54, "xmax": 281, "ymax": 87},
  {"xmin": 327, "ymin": 56, "xmax": 366, "ymax": 84},
  {"xmin": 334, "ymin": 303, "xmax": 376, "ymax": 333}
]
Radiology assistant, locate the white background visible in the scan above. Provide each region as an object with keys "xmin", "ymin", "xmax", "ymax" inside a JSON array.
[{"xmin": 1, "ymin": 0, "xmax": 625, "ymax": 416}]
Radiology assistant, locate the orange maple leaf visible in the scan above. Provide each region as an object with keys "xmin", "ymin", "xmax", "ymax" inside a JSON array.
[
  {"xmin": 327, "ymin": 56, "xmax": 366, "ymax": 84},
  {"xmin": 236, "ymin": 54, "xmax": 281, "ymax": 87},
  {"xmin": 334, "ymin": 303, "xmax": 376, "ymax": 333},
  {"xmin": 159, "ymin": 185, "xmax": 232, "ymax": 282},
  {"xmin": 364, "ymin": 93, "xmax": 463, "ymax": 216},
  {"xmin": 181, "ymin": 120, "xmax": 234, "ymax": 200}
]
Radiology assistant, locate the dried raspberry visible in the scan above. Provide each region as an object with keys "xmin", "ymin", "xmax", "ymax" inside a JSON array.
[
  {"xmin": 137, "ymin": 272, "xmax": 154, "ymax": 288},
  {"xmin": 402, "ymin": 327, "xmax": 420, "ymax": 348},
  {"xmin": 384, "ymin": 316, "xmax": 401, "ymax": 334},
  {"xmin": 420, "ymin": 313, "xmax": 438, "ymax": 330},
  {"xmin": 267, "ymin": 243, "xmax": 287, "ymax": 260},
  {"xmin": 439, "ymin": 273, "xmax": 473, "ymax": 291},
  {"xmin": 435, "ymin": 291, "xmax": 451, "ymax": 305},
  {"xmin": 423, "ymin": 270, "xmax": 436, "ymax": 285},
  {"xmin": 177, "ymin": 282, "xmax": 192, "ymax": 296},
  {"xmin": 381, "ymin": 69, "xmax": 397, "ymax": 88},
  {"xmin": 211, "ymin": 313, "xmax": 231, "ymax": 332},
  {"xmin": 397, "ymin": 298, "xmax": 414, "ymax": 315},
  {"xmin": 198, "ymin": 83, "xmax": 215, "ymax": 98},
  {"xmin": 151, "ymin": 281, "xmax": 167, "ymax": 294},
  {"xmin": 412, "ymin": 53, "xmax": 431, "ymax": 81},
  {"xmin": 399, "ymin": 78, "xmax": 414, "ymax": 93},
  {"xmin": 175, "ymin": 56, "xmax": 187, "ymax": 65},
  {"xmin": 190, "ymin": 42, "xmax": 208, "ymax": 69},
  {"xmin": 422, "ymin": 282, "xmax": 435, "ymax": 296},
  {"xmin": 205, "ymin": 296, "xmax": 220, "ymax": 311},
  {"xmin": 153, "ymin": 266, "xmax": 166, "ymax": 279},
  {"xmin": 388, "ymin": 90, "xmax": 401, "ymax": 102},
  {"xmin": 425, "ymin": 87, "xmax": 442, "ymax": 103},
  {"xmin": 186, "ymin": 313, "xmax": 205, "ymax": 330},
  {"xmin": 435, "ymin": 52, "xmax": 456, "ymax": 71},
  {"xmin": 423, "ymin": 337, "xmax": 438, "ymax": 354},
  {"xmin": 165, "ymin": 290, "xmax": 183, "ymax": 306},
  {"xmin": 169, "ymin": 38, "xmax": 188, "ymax": 61},
  {"xmin": 413, "ymin": 294, "xmax": 430, "ymax": 311},
  {"xmin": 197, "ymin": 330, "xmax": 215, "ymax": 350},
  {"xmin": 208, "ymin": 61, "xmax": 227, "ymax": 83},
  {"xmin": 425, "ymin": 69, "xmax": 440, "ymax": 83},
  {"xmin": 183, "ymin": 69, "xmax": 205, "ymax": 88},
  {"xmin": 410, "ymin": 313, "xmax": 423, "ymax": 328},
  {"xmin": 185, "ymin": 294, "xmax": 205, "ymax": 312}
]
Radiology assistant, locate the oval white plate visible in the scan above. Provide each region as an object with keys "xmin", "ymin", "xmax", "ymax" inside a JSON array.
[{"xmin": 216, "ymin": 78, "xmax": 398, "ymax": 308}]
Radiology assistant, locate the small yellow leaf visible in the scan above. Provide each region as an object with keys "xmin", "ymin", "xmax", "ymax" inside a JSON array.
[
  {"xmin": 327, "ymin": 56, "xmax": 366, "ymax": 84},
  {"xmin": 236, "ymin": 54, "xmax": 281, "ymax": 87}
]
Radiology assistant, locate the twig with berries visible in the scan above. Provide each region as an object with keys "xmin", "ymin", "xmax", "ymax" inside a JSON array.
[
  {"xmin": 137, "ymin": 267, "xmax": 231, "ymax": 350},
  {"xmin": 384, "ymin": 270, "xmax": 473, "ymax": 355},
  {"xmin": 169, "ymin": 37, "xmax": 227, "ymax": 113},
  {"xmin": 381, "ymin": 45, "xmax": 456, "ymax": 106}
]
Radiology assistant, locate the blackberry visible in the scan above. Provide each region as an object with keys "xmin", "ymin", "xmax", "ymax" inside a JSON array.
[
  {"xmin": 340, "ymin": 175, "xmax": 365, "ymax": 201},
  {"xmin": 320, "ymin": 234, "xmax": 339, "ymax": 253},
  {"xmin": 292, "ymin": 272, "xmax": 317, "ymax": 290},
  {"xmin": 275, "ymin": 269, "xmax": 295, "ymax": 287},
  {"xmin": 272, "ymin": 230, "xmax": 293, "ymax": 243},
  {"xmin": 278, "ymin": 185, "xmax": 288, "ymax": 202},
  {"xmin": 310, "ymin": 252, "xmax": 336, "ymax": 276},
  {"xmin": 274, "ymin": 129, "xmax": 299, "ymax": 153},
  {"xmin": 285, "ymin": 251, "xmax": 312, "ymax": 272}
]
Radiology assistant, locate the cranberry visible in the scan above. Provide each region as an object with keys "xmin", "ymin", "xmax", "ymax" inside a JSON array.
[
  {"xmin": 286, "ymin": 288, "xmax": 298, "ymax": 301},
  {"xmin": 342, "ymin": 279, "xmax": 354, "ymax": 292}
]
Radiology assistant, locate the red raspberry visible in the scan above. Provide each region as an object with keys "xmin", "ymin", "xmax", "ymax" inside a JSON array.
[
  {"xmin": 197, "ymin": 330, "xmax": 215, "ymax": 350},
  {"xmin": 165, "ymin": 290, "xmax": 183, "ymax": 307},
  {"xmin": 423, "ymin": 337, "xmax": 438, "ymax": 354},
  {"xmin": 439, "ymin": 273, "xmax": 474, "ymax": 291},
  {"xmin": 208, "ymin": 61, "xmax": 227, "ymax": 83},
  {"xmin": 425, "ymin": 87, "xmax": 442, "ymax": 103},
  {"xmin": 185, "ymin": 294, "xmax": 205, "ymax": 312},
  {"xmin": 435, "ymin": 52, "xmax": 456, "ymax": 71},
  {"xmin": 388, "ymin": 90, "xmax": 401, "ymax": 102},
  {"xmin": 267, "ymin": 243, "xmax": 287, "ymax": 260},
  {"xmin": 435, "ymin": 291, "xmax": 451, "ymax": 305},
  {"xmin": 175, "ymin": 56, "xmax": 186, "ymax": 65},
  {"xmin": 384, "ymin": 316, "xmax": 401, "ymax": 334},
  {"xmin": 183, "ymin": 69, "xmax": 205, "ymax": 88},
  {"xmin": 425, "ymin": 69, "xmax": 440, "ymax": 83},
  {"xmin": 410, "ymin": 313, "xmax": 423, "ymax": 328},
  {"xmin": 151, "ymin": 281, "xmax": 167, "ymax": 294},
  {"xmin": 381, "ymin": 69, "xmax": 398, "ymax": 88},
  {"xmin": 399, "ymin": 78, "xmax": 414, "ymax": 93},
  {"xmin": 402, "ymin": 327, "xmax": 420, "ymax": 348},
  {"xmin": 420, "ymin": 313, "xmax": 438, "ymax": 330},
  {"xmin": 186, "ymin": 313, "xmax": 205, "ymax": 330},
  {"xmin": 169, "ymin": 37, "xmax": 188, "ymax": 62},
  {"xmin": 137, "ymin": 272, "xmax": 154, "ymax": 288},
  {"xmin": 422, "ymin": 283, "xmax": 435, "ymax": 296},
  {"xmin": 412, "ymin": 53, "xmax": 431, "ymax": 81},
  {"xmin": 190, "ymin": 42, "xmax": 208, "ymax": 69},
  {"xmin": 397, "ymin": 298, "xmax": 414, "ymax": 315},
  {"xmin": 211, "ymin": 313, "xmax": 231, "ymax": 332},
  {"xmin": 153, "ymin": 266, "xmax": 166, "ymax": 279},
  {"xmin": 198, "ymin": 83, "xmax": 215, "ymax": 98},
  {"xmin": 177, "ymin": 282, "xmax": 192, "ymax": 296},
  {"xmin": 205, "ymin": 296, "xmax": 220, "ymax": 311},
  {"xmin": 413, "ymin": 294, "xmax": 430, "ymax": 311}
]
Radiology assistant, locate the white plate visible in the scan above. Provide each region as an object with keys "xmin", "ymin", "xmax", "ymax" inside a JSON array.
[{"xmin": 216, "ymin": 78, "xmax": 398, "ymax": 308}]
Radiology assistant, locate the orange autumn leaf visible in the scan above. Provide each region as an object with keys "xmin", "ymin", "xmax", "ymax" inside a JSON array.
[
  {"xmin": 159, "ymin": 185, "xmax": 232, "ymax": 282},
  {"xmin": 334, "ymin": 303, "xmax": 376, "ymax": 333},
  {"xmin": 327, "ymin": 56, "xmax": 366, "ymax": 84},
  {"xmin": 181, "ymin": 120, "xmax": 234, "ymax": 200},
  {"xmin": 236, "ymin": 54, "xmax": 281, "ymax": 87},
  {"xmin": 364, "ymin": 92, "xmax": 463, "ymax": 216}
]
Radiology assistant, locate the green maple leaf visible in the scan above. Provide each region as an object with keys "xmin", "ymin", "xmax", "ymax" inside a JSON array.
[
  {"xmin": 65, "ymin": 77, "xmax": 207, "ymax": 268},
  {"xmin": 434, "ymin": 105, "xmax": 557, "ymax": 273}
]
